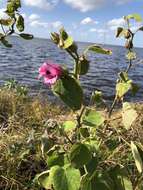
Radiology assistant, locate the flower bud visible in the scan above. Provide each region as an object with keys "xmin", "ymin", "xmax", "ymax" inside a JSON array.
[
  {"xmin": 60, "ymin": 28, "xmax": 68, "ymax": 40},
  {"xmin": 125, "ymin": 40, "xmax": 133, "ymax": 49},
  {"xmin": 51, "ymin": 32, "xmax": 60, "ymax": 44},
  {"xmin": 58, "ymin": 38, "xmax": 64, "ymax": 48},
  {"xmin": 124, "ymin": 30, "xmax": 131, "ymax": 39}
]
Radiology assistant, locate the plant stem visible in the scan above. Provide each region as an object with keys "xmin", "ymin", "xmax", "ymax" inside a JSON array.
[
  {"xmin": 66, "ymin": 49, "xmax": 77, "ymax": 61},
  {"xmin": 134, "ymin": 175, "xmax": 143, "ymax": 190},
  {"xmin": 76, "ymin": 106, "xmax": 86, "ymax": 141},
  {"xmin": 108, "ymin": 97, "xmax": 117, "ymax": 118},
  {"xmin": 126, "ymin": 33, "xmax": 134, "ymax": 73},
  {"xmin": 1, "ymin": 23, "xmax": 6, "ymax": 35},
  {"xmin": 74, "ymin": 59, "xmax": 79, "ymax": 79},
  {"xmin": 108, "ymin": 49, "xmax": 133, "ymax": 118},
  {"xmin": 77, "ymin": 106, "xmax": 86, "ymax": 128},
  {"xmin": 64, "ymin": 133, "xmax": 74, "ymax": 145},
  {"xmin": 66, "ymin": 49, "xmax": 79, "ymax": 79},
  {"xmin": 126, "ymin": 54, "xmax": 132, "ymax": 73}
]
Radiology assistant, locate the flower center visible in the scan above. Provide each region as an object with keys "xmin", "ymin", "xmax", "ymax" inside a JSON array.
[{"xmin": 46, "ymin": 70, "xmax": 51, "ymax": 75}]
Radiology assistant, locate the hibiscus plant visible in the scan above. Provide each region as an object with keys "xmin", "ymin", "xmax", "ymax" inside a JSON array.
[
  {"xmin": 36, "ymin": 14, "xmax": 143, "ymax": 190},
  {"xmin": 1, "ymin": 1, "xmax": 143, "ymax": 189}
]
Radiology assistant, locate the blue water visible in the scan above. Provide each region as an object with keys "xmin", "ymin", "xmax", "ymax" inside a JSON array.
[{"xmin": 0, "ymin": 36, "xmax": 143, "ymax": 103}]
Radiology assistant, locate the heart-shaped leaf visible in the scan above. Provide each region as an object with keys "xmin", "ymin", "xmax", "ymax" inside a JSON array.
[{"xmin": 52, "ymin": 76, "xmax": 83, "ymax": 111}]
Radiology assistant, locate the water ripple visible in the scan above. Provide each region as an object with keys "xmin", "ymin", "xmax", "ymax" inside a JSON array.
[{"xmin": 0, "ymin": 37, "xmax": 143, "ymax": 102}]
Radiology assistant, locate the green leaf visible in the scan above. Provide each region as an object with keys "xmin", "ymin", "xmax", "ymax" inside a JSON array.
[
  {"xmin": 92, "ymin": 173, "xmax": 113, "ymax": 190},
  {"xmin": 122, "ymin": 102, "xmax": 138, "ymax": 130},
  {"xmin": 19, "ymin": 33, "xmax": 33, "ymax": 40},
  {"xmin": 116, "ymin": 80, "xmax": 132, "ymax": 99},
  {"xmin": 7, "ymin": 0, "xmax": 21, "ymax": 13},
  {"xmin": 50, "ymin": 165, "xmax": 80, "ymax": 190},
  {"xmin": 61, "ymin": 120, "xmax": 76, "ymax": 132},
  {"xmin": 116, "ymin": 27, "xmax": 124, "ymax": 37},
  {"xmin": 126, "ymin": 52, "xmax": 136, "ymax": 60},
  {"xmin": 63, "ymin": 36, "xmax": 73, "ymax": 49},
  {"xmin": 16, "ymin": 15, "xmax": 24, "ymax": 32},
  {"xmin": 1, "ymin": 38, "xmax": 12, "ymax": 48},
  {"xmin": 78, "ymin": 56, "xmax": 90, "ymax": 75},
  {"xmin": 70, "ymin": 143, "xmax": 92, "ymax": 168},
  {"xmin": 51, "ymin": 32, "xmax": 60, "ymax": 44},
  {"xmin": 138, "ymin": 26, "xmax": 143, "ymax": 31},
  {"xmin": 0, "ymin": 18, "xmax": 13, "ymax": 26},
  {"xmin": 84, "ymin": 139, "xmax": 99, "ymax": 152},
  {"xmin": 85, "ymin": 44, "xmax": 112, "ymax": 55},
  {"xmin": 5, "ymin": 2, "xmax": 20, "ymax": 17},
  {"xmin": 46, "ymin": 152, "xmax": 64, "ymax": 167},
  {"xmin": 81, "ymin": 174, "xmax": 92, "ymax": 190},
  {"xmin": 7, "ymin": 2, "xmax": 15, "ymax": 13},
  {"xmin": 80, "ymin": 127, "xmax": 90, "ymax": 138},
  {"xmin": 83, "ymin": 109, "xmax": 105, "ymax": 127},
  {"xmin": 126, "ymin": 13, "xmax": 142, "ymax": 22},
  {"xmin": 119, "ymin": 72, "xmax": 128, "ymax": 82},
  {"xmin": 36, "ymin": 170, "xmax": 52, "ymax": 189},
  {"xmin": 52, "ymin": 76, "xmax": 83, "ymax": 111},
  {"xmin": 116, "ymin": 28, "xmax": 132, "ymax": 39},
  {"xmin": 116, "ymin": 28, "xmax": 125, "ymax": 38},
  {"xmin": 132, "ymin": 83, "xmax": 140, "ymax": 95},
  {"xmin": 131, "ymin": 141, "xmax": 143, "ymax": 173},
  {"xmin": 91, "ymin": 90, "xmax": 103, "ymax": 105},
  {"xmin": 86, "ymin": 156, "xmax": 98, "ymax": 174},
  {"xmin": 14, "ymin": 0, "xmax": 21, "ymax": 9},
  {"xmin": 60, "ymin": 27, "xmax": 68, "ymax": 40},
  {"xmin": 0, "ymin": 33, "xmax": 4, "ymax": 40},
  {"xmin": 109, "ymin": 166, "xmax": 133, "ymax": 190}
]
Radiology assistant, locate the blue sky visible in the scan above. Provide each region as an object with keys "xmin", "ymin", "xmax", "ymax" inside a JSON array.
[{"xmin": 1, "ymin": 0, "xmax": 143, "ymax": 47}]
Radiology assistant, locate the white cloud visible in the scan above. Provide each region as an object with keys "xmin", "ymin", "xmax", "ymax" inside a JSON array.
[
  {"xmin": 23, "ymin": 0, "xmax": 59, "ymax": 10},
  {"xmin": 107, "ymin": 18, "xmax": 125, "ymax": 30},
  {"xmin": 51, "ymin": 21, "xmax": 62, "ymax": 28},
  {"xmin": 63, "ymin": 0, "xmax": 105, "ymax": 12},
  {"xmin": 89, "ymin": 28, "xmax": 107, "ymax": 33},
  {"xmin": 22, "ymin": 0, "xmax": 133, "ymax": 12},
  {"xmin": 30, "ymin": 20, "xmax": 48, "ymax": 28},
  {"xmin": 21, "ymin": 13, "xmax": 27, "ymax": 19},
  {"xmin": 63, "ymin": 0, "xmax": 133, "ymax": 12},
  {"xmin": 29, "ymin": 19, "xmax": 62, "ymax": 30},
  {"xmin": 0, "ymin": 8, "xmax": 8, "ymax": 19},
  {"xmin": 89, "ymin": 28, "xmax": 97, "ymax": 32},
  {"xmin": 29, "ymin": 14, "xmax": 40, "ymax": 21},
  {"xmin": 23, "ymin": 12, "xmax": 62, "ymax": 30},
  {"xmin": 81, "ymin": 17, "xmax": 98, "ymax": 25},
  {"xmin": 115, "ymin": 0, "xmax": 132, "ymax": 5}
]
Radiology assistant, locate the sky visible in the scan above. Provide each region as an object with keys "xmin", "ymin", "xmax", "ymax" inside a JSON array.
[{"xmin": 0, "ymin": 0, "xmax": 143, "ymax": 47}]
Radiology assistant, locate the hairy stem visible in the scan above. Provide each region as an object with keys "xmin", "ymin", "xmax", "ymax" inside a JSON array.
[{"xmin": 66, "ymin": 49, "xmax": 79, "ymax": 79}]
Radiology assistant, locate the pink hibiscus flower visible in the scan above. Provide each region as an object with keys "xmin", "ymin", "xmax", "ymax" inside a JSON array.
[{"xmin": 38, "ymin": 61, "xmax": 63, "ymax": 86}]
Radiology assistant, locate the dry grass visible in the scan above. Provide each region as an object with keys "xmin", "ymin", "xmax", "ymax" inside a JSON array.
[
  {"xmin": 0, "ymin": 88, "xmax": 69, "ymax": 190},
  {"xmin": 0, "ymin": 88, "xmax": 143, "ymax": 189}
]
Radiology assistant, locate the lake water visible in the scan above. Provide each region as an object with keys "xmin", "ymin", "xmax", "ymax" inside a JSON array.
[{"xmin": 0, "ymin": 37, "xmax": 143, "ymax": 103}]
